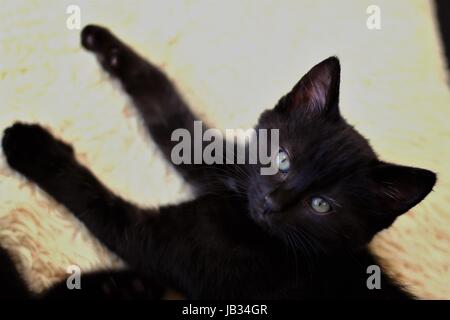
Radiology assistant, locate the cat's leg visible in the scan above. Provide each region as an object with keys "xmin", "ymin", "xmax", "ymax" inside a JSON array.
[
  {"xmin": 42, "ymin": 269, "xmax": 164, "ymax": 300},
  {"xmin": 0, "ymin": 245, "xmax": 30, "ymax": 299},
  {"xmin": 80, "ymin": 25, "xmax": 236, "ymax": 193},
  {"xmin": 2, "ymin": 123, "xmax": 152, "ymax": 266},
  {"xmin": 1, "ymin": 244, "xmax": 163, "ymax": 300}
]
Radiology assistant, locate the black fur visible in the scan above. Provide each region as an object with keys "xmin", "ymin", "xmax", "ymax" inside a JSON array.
[
  {"xmin": 0, "ymin": 25, "xmax": 436, "ymax": 299},
  {"xmin": 0, "ymin": 246, "xmax": 29, "ymax": 299},
  {"xmin": 0, "ymin": 244, "xmax": 163, "ymax": 300}
]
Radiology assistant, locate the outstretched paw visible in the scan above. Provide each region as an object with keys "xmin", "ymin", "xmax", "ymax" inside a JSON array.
[
  {"xmin": 81, "ymin": 24, "xmax": 143, "ymax": 78},
  {"xmin": 80, "ymin": 24, "xmax": 159, "ymax": 96},
  {"xmin": 2, "ymin": 123, "xmax": 74, "ymax": 180}
]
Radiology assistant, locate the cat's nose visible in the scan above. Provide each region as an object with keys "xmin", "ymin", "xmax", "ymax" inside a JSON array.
[{"xmin": 264, "ymin": 193, "xmax": 282, "ymax": 213}]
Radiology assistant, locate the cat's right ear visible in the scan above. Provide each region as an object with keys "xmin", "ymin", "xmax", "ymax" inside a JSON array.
[
  {"xmin": 370, "ymin": 162, "xmax": 437, "ymax": 229},
  {"xmin": 279, "ymin": 57, "xmax": 341, "ymax": 120}
]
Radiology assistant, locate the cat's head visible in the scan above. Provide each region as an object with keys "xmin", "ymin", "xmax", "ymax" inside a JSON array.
[{"xmin": 248, "ymin": 57, "xmax": 436, "ymax": 250}]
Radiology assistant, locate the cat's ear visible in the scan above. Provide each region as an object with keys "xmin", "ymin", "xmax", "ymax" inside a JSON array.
[
  {"xmin": 284, "ymin": 56, "xmax": 341, "ymax": 119},
  {"xmin": 371, "ymin": 162, "xmax": 436, "ymax": 228}
]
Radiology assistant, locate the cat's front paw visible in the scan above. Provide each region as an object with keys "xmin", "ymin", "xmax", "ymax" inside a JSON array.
[
  {"xmin": 81, "ymin": 25, "xmax": 144, "ymax": 81},
  {"xmin": 81, "ymin": 25, "xmax": 126, "ymax": 70},
  {"xmin": 81, "ymin": 25, "xmax": 113, "ymax": 53},
  {"xmin": 2, "ymin": 123, "xmax": 74, "ymax": 180}
]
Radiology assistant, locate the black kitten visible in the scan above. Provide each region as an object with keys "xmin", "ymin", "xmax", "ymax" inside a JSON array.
[{"xmin": 1, "ymin": 25, "xmax": 436, "ymax": 299}]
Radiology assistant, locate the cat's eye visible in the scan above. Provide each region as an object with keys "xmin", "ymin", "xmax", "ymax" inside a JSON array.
[
  {"xmin": 275, "ymin": 149, "xmax": 290, "ymax": 173},
  {"xmin": 310, "ymin": 197, "xmax": 332, "ymax": 214}
]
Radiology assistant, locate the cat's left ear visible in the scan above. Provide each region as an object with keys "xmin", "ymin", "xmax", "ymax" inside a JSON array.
[
  {"xmin": 370, "ymin": 162, "xmax": 437, "ymax": 229},
  {"xmin": 284, "ymin": 56, "xmax": 341, "ymax": 120}
]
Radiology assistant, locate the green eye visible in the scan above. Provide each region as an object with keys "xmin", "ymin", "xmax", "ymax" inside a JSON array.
[
  {"xmin": 310, "ymin": 197, "xmax": 332, "ymax": 214},
  {"xmin": 276, "ymin": 149, "xmax": 290, "ymax": 173}
]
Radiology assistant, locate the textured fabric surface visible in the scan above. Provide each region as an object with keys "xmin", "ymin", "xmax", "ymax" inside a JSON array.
[{"xmin": 0, "ymin": 0, "xmax": 449, "ymax": 299}]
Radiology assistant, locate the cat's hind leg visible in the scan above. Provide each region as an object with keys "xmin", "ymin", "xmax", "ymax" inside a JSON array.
[
  {"xmin": 0, "ymin": 245, "xmax": 30, "ymax": 299},
  {"xmin": 0, "ymin": 243, "xmax": 164, "ymax": 300},
  {"xmin": 2, "ymin": 123, "xmax": 152, "ymax": 268}
]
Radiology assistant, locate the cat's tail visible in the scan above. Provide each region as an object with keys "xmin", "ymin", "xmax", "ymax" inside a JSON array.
[{"xmin": 0, "ymin": 245, "xmax": 31, "ymax": 299}]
